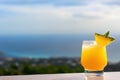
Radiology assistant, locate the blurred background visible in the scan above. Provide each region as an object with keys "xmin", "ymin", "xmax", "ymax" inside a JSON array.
[{"xmin": 0, "ymin": 0, "xmax": 120, "ymax": 75}]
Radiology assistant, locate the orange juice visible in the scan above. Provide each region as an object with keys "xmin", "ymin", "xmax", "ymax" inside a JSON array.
[{"xmin": 81, "ymin": 41, "xmax": 107, "ymax": 71}]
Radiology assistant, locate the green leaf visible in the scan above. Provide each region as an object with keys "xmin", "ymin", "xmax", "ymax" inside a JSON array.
[{"xmin": 104, "ymin": 31, "xmax": 109, "ymax": 37}]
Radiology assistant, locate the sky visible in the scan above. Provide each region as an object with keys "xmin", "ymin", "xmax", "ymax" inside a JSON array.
[{"xmin": 0, "ymin": 0, "xmax": 120, "ymax": 35}]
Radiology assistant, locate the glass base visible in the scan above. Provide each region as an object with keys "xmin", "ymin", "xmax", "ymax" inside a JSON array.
[{"xmin": 85, "ymin": 70, "xmax": 103, "ymax": 76}]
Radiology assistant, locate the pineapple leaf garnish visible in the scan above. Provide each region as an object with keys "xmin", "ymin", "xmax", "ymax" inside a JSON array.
[{"xmin": 104, "ymin": 31, "xmax": 109, "ymax": 37}]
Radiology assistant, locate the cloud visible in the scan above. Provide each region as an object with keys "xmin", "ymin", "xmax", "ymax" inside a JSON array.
[
  {"xmin": 1, "ymin": 3, "xmax": 119, "ymax": 18},
  {"xmin": 0, "ymin": 0, "xmax": 120, "ymax": 35}
]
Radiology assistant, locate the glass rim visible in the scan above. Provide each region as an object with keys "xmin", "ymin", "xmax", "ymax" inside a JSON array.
[
  {"xmin": 82, "ymin": 40, "xmax": 95, "ymax": 43},
  {"xmin": 82, "ymin": 40, "xmax": 96, "ymax": 46}
]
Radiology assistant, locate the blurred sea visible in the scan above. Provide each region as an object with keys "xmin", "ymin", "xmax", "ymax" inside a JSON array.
[{"xmin": 0, "ymin": 34, "xmax": 120, "ymax": 62}]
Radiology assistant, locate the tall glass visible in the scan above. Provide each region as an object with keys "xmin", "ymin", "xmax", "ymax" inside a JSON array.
[{"xmin": 81, "ymin": 40, "xmax": 107, "ymax": 76}]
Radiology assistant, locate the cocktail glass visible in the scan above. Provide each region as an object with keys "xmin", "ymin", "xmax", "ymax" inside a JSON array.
[{"xmin": 81, "ymin": 40, "xmax": 107, "ymax": 76}]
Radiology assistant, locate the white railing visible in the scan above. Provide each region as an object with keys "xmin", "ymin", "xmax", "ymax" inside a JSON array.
[{"xmin": 0, "ymin": 72, "xmax": 120, "ymax": 80}]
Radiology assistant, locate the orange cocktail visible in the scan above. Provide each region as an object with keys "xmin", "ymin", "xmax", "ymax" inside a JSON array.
[
  {"xmin": 81, "ymin": 41, "xmax": 107, "ymax": 71},
  {"xmin": 80, "ymin": 31, "xmax": 114, "ymax": 76}
]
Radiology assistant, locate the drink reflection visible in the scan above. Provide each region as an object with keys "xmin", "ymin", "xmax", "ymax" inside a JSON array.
[{"xmin": 85, "ymin": 75, "xmax": 104, "ymax": 80}]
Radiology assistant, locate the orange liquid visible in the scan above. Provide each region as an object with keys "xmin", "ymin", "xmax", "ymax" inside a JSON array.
[{"xmin": 81, "ymin": 44, "xmax": 107, "ymax": 71}]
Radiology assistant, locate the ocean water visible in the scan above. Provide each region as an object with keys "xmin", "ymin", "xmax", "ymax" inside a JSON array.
[{"xmin": 0, "ymin": 34, "xmax": 120, "ymax": 62}]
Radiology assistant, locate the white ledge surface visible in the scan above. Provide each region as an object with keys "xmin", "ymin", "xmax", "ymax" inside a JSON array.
[{"xmin": 0, "ymin": 72, "xmax": 120, "ymax": 80}]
